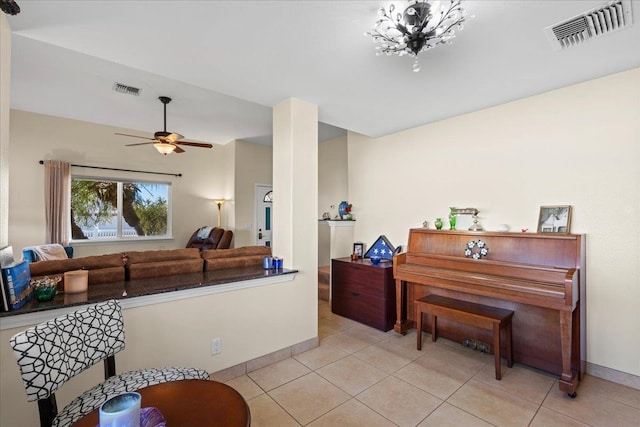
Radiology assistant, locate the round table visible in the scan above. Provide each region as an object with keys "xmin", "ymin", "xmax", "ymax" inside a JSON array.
[{"xmin": 71, "ymin": 379, "xmax": 250, "ymax": 427}]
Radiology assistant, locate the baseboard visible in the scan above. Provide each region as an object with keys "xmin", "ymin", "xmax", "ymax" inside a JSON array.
[
  {"xmin": 209, "ymin": 336, "xmax": 319, "ymax": 382},
  {"xmin": 586, "ymin": 362, "xmax": 640, "ymax": 390}
]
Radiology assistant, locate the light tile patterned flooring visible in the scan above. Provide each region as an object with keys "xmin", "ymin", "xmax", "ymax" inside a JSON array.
[{"xmin": 224, "ymin": 301, "xmax": 640, "ymax": 426}]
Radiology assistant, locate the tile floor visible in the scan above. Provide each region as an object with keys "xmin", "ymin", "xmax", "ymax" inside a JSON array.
[{"xmin": 224, "ymin": 301, "xmax": 640, "ymax": 426}]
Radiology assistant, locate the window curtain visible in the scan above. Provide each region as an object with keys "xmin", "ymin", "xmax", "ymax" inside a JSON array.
[{"xmin": 44, "ymin": 160, "xmax": 71, "ymax": 245}]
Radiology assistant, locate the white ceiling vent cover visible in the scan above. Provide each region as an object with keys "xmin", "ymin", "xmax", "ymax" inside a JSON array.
[{"xmin": 545, "ymin": 0, "xmax": 633, "ymax": 50}]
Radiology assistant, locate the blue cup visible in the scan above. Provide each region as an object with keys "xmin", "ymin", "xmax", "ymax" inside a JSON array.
[
  {"xmin": 263, "ymin": 256, "xmax": 273, "ymax": 269},
  {"xmin": 273, "ymin": 257, "xmax": 283, "ymax": 269},
  {"xmin": 99, "ymin": 392, "xmax": 141, "ymax": 427}
]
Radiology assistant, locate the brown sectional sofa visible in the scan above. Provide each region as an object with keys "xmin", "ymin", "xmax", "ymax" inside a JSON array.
[
  {"xmin": 27, "ymin": 246, "xmax": 271, "ymax": 287},
  {"xmin": 125, "ymin": 248, "xmax": 203, "ymax": 280},
  {"xmin": 28, "ymin": 253, "xmax": 126, "ymax": 285}
]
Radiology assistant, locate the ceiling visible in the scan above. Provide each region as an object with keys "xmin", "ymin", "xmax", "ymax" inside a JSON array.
[{"xmin": 6, "ymin": 1, "xmax": 640, "ymax": 146}]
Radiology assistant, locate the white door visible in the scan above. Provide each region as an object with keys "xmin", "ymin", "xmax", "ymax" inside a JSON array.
[{"xmin": 255, "ymin": 184, "xmax": 273, "ymax": 246}]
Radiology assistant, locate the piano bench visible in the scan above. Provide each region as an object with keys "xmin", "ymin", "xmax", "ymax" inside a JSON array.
[{"xmin": 415, "ymin": 294, "xmax": 514, "ymax": 380}]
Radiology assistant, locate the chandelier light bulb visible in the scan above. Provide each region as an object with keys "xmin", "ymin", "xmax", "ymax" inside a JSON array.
[{"xmin": 366, "ymin": 0, "xmax": 469, "ymax": 72}]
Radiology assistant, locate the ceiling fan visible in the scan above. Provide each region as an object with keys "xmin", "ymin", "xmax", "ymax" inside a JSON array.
[{"xmin": 116, "ymin": 96, "xmax": 213, "ymax": 155}]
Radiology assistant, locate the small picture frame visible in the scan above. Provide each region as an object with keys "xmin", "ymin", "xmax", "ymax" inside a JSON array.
[
  {"xmin": 537, "ymin": 205, "xmax": 572, "ymax": 233},
  {"xmin": 353, "ymin": 242, "xmax": 364, "ymax": 257}
]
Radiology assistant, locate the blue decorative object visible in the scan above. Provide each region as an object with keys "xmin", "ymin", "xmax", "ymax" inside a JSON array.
[
  {"xmin": 369, "ymin": 256, "xmax": 382, "ymax": 265},
  {"xmin": 338, "ymin": 201, "xmax": 350, "ymax": 219},
  {"xmin": 364, "ymin": 235, "xmax": 396, "ymax": 260}
]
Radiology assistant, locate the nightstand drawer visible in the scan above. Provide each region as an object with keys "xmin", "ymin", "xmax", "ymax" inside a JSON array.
[
  {"xmin": 331, "ymin": 276, "xmax": 384, "ymax": 299},
  {"xmin": 331, "ymin": 292, "xmax": 389, "ymax": 331}
]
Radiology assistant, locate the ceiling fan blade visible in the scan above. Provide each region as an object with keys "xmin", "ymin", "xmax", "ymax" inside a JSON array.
[
  {"xmin": 166, "ymin": 133, "xmax": 184, "ymax": 143},
  {"xmin": 115, "ymin": 132, "xmax": 154, "ymax": 141},
  {"xmin": 174, "ymin": 140, "xmax": 213, "ymax": 148},
  {"xmin": 126, "ymin": 142, "xmax": 156, "ymax": 146},
  {"xmin": 173, "ymin": 146, "xmax": 186, "ymax": 154}
]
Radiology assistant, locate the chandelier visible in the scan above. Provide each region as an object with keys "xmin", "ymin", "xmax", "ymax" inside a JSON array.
[{"xmin": 366, "ymin": 0, "xmax": 468, "ymax": 72}]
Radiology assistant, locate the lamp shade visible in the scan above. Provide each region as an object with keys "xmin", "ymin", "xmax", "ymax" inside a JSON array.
[{"xmin": 154, "ymin": 142, "xmax": 176, "ymax": 155}]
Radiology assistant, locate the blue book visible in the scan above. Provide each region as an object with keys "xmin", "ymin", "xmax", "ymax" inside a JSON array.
[{"xmin": 1, "ymin": 260, "xmax": 32, "ymax": 311}]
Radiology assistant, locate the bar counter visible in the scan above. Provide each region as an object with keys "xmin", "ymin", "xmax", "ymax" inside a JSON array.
[{"xmin": 0, "ymin": 267, "xmax": 297, "ymax": 330}]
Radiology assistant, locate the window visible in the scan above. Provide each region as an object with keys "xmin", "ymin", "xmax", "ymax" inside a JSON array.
[{"xmin": 70, "ymin": 177, "xmax": 171, "ymax": 241}]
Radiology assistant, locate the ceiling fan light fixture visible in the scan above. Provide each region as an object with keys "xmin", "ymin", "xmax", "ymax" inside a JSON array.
[
  {"xmin": 154, "ymin": 142, "xmax": 176, "ymax": 155},
  {"xmin": 118, "ymin": 96, "xmax": 212, "ymax": 153}
]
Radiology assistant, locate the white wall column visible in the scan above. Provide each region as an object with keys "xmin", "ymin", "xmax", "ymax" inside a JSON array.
[
  {"xmin": 272, "ymin": 98, "xmax": 318, "ymax": 335},
  {"xmin": 272, "ymin": 98, "xmax": 318, "ymax": 270}
]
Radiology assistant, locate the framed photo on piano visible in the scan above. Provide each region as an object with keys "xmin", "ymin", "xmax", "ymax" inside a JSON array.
[{"xmin": 537, "ymin": 205, "xmax": 572, "ymax": 233}]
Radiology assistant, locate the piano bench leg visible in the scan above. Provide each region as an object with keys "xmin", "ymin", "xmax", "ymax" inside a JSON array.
[
  {"xmin": 493, "ymin": 322, "xmax": 502, "ymax": 380},
  {"xmin": 416, "ymin": 308, "xmax": 423, "ymax": 351},
  {"xmin": 506, "ymin": 320, "xmax": 514, "ymax": 368},
  {"xmin": 431, "ymin": 315, "xmax": 438, "ymax": 342}
]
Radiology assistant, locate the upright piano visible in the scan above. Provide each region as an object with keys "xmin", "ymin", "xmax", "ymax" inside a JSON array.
[{"xmin": 393, "ymin": 229, "xmax": 585, "ymax": 395}]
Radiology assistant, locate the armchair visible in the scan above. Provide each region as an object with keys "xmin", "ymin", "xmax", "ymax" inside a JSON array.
[{"xmin": 186, "ymin": 226, "xmax": 233, "ymax": 251}]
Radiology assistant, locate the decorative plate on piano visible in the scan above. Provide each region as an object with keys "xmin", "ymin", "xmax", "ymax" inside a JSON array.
[{"xmin": 464, "ymin": 239, "xmax": 488, "ymax": 259}]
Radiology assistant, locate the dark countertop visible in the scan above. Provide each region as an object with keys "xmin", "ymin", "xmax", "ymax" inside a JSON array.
[{"xmin": 1, "ymin": 267, "xmax": 297, "ymax": 318}]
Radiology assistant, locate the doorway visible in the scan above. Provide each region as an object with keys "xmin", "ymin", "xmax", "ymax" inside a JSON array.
[{"xmin": 255, "ymin": 184, "xmax": 273, "ymax": 246}]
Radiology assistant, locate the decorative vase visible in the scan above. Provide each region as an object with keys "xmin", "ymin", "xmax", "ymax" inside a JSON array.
[
  {"xmin": 449, "ymin": 207, "xmax": 457, "ymax": 230},
  {"xmin": 34, "ymin": 285, "xmax": 57, "ymax": 301},
  {"xmin": 434, "ymin": 218, "xmax": 443, "ymax": 230},
  {"xmin": 338, "ymin": 201, "xmax": 349, "ymax": 219}
]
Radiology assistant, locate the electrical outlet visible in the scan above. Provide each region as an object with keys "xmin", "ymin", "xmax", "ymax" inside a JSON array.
[{"xmin": 211, "ymin": 338, "xmax": 221, "ymax": 355}]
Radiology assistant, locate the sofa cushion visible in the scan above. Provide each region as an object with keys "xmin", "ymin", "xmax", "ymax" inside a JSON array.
[
  {"xmin": 216, "ymin": 230, "xmax": 233, "ymax": 249},
  {"xmin": 126, "ymin": 248, "xmax": 201, "ymax": 264},
  {"xmin": 202, "ymin": 246, "xmax": 271, "ymax": 271},
  {"xmin": 28, "ymin": 254, "xmax": 126, "ymax": 285},
  {"xmin": 127, "ymin": 259, "xmax": 204, "ymax": 281},
  {"xmin": 201, "ymin": 246, "xmax": 271, "ymax": 260},
  {"xmin": 125, "ymin": 248, "xmax": 204, "ymax": 280}
]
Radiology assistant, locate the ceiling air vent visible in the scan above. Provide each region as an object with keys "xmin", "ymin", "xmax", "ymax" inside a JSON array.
[
  {"xmin": 112, "ymin": 82, "xmax": 141, "ymax": 96},
  {"xmin": 544, "ymin": 0, "xmax": 633, "ymax": 50}
]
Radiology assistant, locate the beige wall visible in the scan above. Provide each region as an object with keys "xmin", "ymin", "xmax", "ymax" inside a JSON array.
[
  {"xmin": 318, "ymin": 136, "xmax": 349, "ymax": 265},
  {"xmin": 233, "ymin": 139, "xmax": 273, "ymax": 248},
  {"xmin": 8, "ymin": 110, "xmax": 233, "ymax": 256},
  {"xmin": 318, "ymin": 135, "xmax": 348, "ymax": 219},
  {"xmin": 348, "ymin": 68, "xmax": 640, "ymax": 378},
  {"xmin": 0, "ymin": 281, "xmax": 306, "ymax": 427},
  {"xmin": 0, "ymin": 14, "xmax": 10, "ymax": 246}
]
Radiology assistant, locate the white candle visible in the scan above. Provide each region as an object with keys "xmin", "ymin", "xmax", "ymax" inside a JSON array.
[{"xmin": 99, "ymin": 392, "xmax": 141, "ymax": 427}]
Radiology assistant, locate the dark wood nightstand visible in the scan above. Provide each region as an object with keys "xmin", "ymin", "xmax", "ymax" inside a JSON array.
[{"xmin": 331, "ymin": 257, "xmax": 396, "ymax": 331}]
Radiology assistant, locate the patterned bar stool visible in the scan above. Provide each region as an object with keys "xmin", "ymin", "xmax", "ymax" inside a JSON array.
[{"xmin": 10, "ymin": 299, "xmax": 210, "ymax": 427}]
